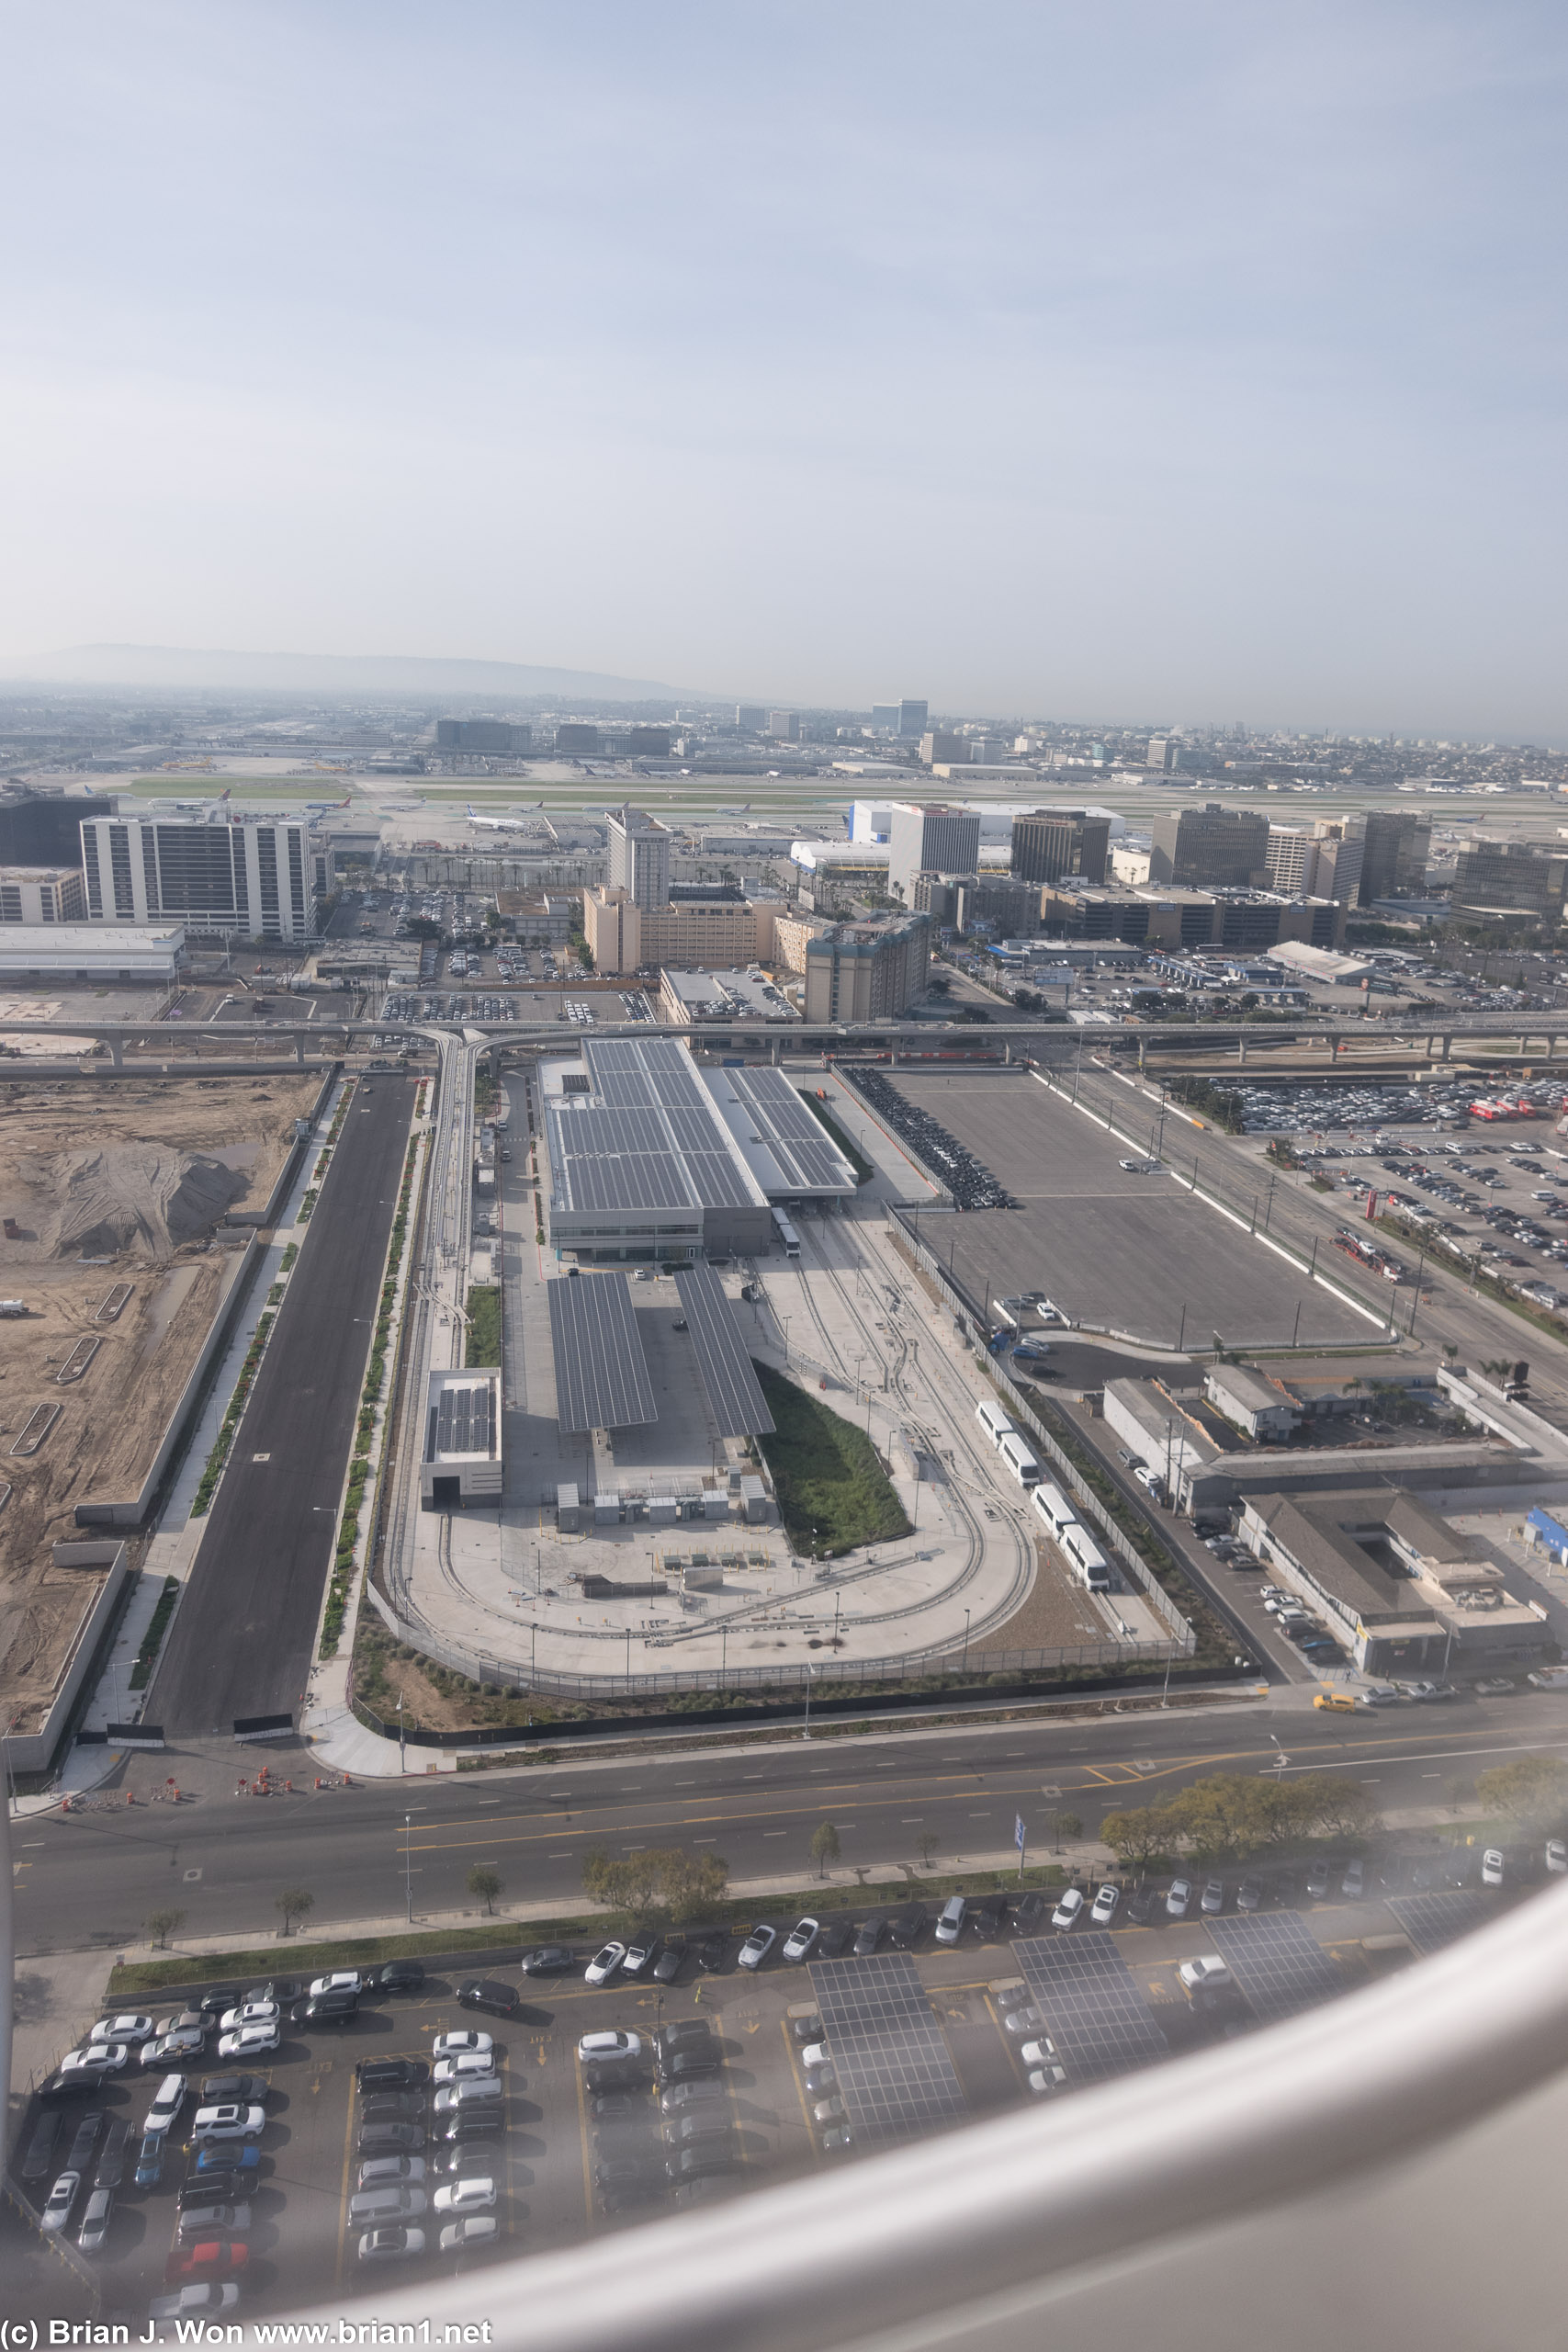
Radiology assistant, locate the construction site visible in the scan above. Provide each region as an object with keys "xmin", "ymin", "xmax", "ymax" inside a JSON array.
[{"xmin": 0, "ymin": 1071, "xmax": 323, "ymax": 1751}]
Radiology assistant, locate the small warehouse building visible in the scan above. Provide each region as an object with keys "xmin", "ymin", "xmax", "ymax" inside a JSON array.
[{"xmin": 0, "ymin": 922, "xmax": 186, "ymax": 984}]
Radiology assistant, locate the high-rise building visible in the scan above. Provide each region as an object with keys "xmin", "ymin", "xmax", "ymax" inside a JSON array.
[
  {"xmin": 1265, "ymin": 826, "xmax": 1314, "ymax": 895},
  {"xmin": 0, "ymin": 795, "xmax": 92, "ymax": 866},
  {"xmin": 1148, "ymin": 803, "xmax": 1269, "ymax": 888},
  {"xmin": 1310, "ymin": 826, "xmax": 1364, "ymax": 909},
  {"xmin": 1010, "ymin": 809, "xmax": 1111, "ymax": 888},
  {"xmin": 605, "ymin": 805, "xmax": 672, "ymax": 910},
  {"xmin": 0, "ymin": 865, "xmax": 87, "ymax": 923},
  {"xmin": 887, "ymin": 804, "xmax": 983, "ymax": 901},
  {"xmin": 555, "ymin": 723, "xmax": 602, "ymax": 753},
  {"xmin": 1358, "ymin": 812, "xmax": 1431, "ymax": 906},
  {"xmin": 435, "ymin": 718, "xmax": 532, "ymax": 753},
  {"xmin": 919, "ymin": 730, "xmax": 968, "ymax": 766},
  {"xmin": 735, "ymin": 705, "xmax": 767, "ymax": 732},
  {"xmin": 1145, "ymin": 736, "xmax": 1180, "ymax": 772},
  {"xmin": 80, "ymin": 816, "xmax": 314, "ymax": 941},
  {"xmin": 1451, "ymin": 840, "xmax": 1568, "ymax": 928},
  {"xmin": 794, "ymin": 911, "xmax": 931, "ymax": 1020},
  {"xmin": 897, "ymin": 699, "xmax": 928, "ymax": 740},
  {"xmin": 869, "ymin": 704, "xmax": 901, "ymax": 731},
  {"xmin": 765, "ymin": 711, "xmax": 800, "ymax": 741}
]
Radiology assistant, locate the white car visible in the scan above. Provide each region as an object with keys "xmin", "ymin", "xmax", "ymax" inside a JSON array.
[
  {"xmin": 1165, "ymin": 1878, "xmax": 1194, "ymax": 1919},
  {"xmin": 39, "ymin": 2172, "xmax": 80, "ymax": 2234},
  {"xmin": 782, "ymin": 1917, "xmax": 820, "ymax": 1962},
  {"xmin": 144, "ymin": 2075, "xmax": 188, "ymax": 2135},
  {"xmin": 433, "ymin": 2078, "xmax": 503, "ymax": 2112},
  {"xmin": 219, "ymin": 2024, "xmax": 280, "ymax": 2060},
  {"xmin": 576, "ymin": 2031, "xmax": 642, "ymax": 2064},
  {"xmin": 1089, "ymin": 1883, "xmax": 1121, "ymax": 1926},
  {"xmin": 434, "ymin": 2053, "xmax": 495, "ymax": 2085},
  {"xmin": 1546, "ymin": 1840, "xmax": 1568, "ymax": 1876},
  {"xmin": 1051, "ymin": 1888, "xmax": 1085, "ymax": 1930},
  {"xmin": 433, "ymin": 2177, "xmax": 497, "ymax": 2215},
  {"xmin": 1002, "ymin": 2007, "xmax": 1045, "ymax": 2037},
  {"xmin": 358, "ymin": 2156, "xmax": 426, "ymax": 2189},
  {"xmin": 89, "ymin": 2014, "xmax": 154, "ymax": 2045},
  {"xmin": 310, "ymin": 1973, "xmax": 363, "ymax": 1998},
  {"xmin": 799, "ymin": 2043, "xmax": 831, "ymax": 2071},
  {"xmin": 61, "ymin": 2044, "xmax": 128, "ymax": 2076},
  {"xmin": 1483, "ymin": 1848, "xmax": 1506, "ymax": 1886},
  {"xmin": 147, "ymin": 2285, "xmax": 242, "ymax": 2325},
  {"xmin": 1018, "ymin": 2040, "xmax": 1059, "ymax": 2070},
  {"xmin": 219, "ymin": 2002, "xmax": 278, "ymax": 2034},
  {"xmin": 583, "ymin": 1941, "xmax": 627, "ymax": 1987},
  {"xmin": 1178, "ymin": 1956, "xmax": 1234, "ymax": 1995},
  {"xmin": 440, "ymin": 2217, "xmax": 498, "ymax": 2252},
  {"xmin": 189, "ymin": 2103, "xmax": 265, "ymax": 2142},
  {"xmin": 434, "ymin": 2031, "xmax": 493, "ymax": 2061},
  {"xmin": 738, "ymin": 1925, "xmax": 777, "ymax": 1971}
]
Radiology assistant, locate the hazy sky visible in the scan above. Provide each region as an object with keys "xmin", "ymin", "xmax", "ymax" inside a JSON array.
[{"xmin": 6, "ymin": 2, "xmax": 1568, "ymax": 734}]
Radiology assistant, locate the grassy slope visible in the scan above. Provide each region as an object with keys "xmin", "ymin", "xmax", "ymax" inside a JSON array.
[{"xmin": 753, "ymin": 1361, "xmax": 912, "ymax": 1556}]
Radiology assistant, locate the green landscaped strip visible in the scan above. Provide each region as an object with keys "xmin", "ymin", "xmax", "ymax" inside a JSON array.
[
  {"xmin": 190, "ymin": 1312, "xmax": 276, "ymax": 1517},
  {"xmin": 128, "ymin": 1576, "xmax": 180, "ymax": 1690},
  {"xmin": 752, "ymin": 1361, "xmax": 912, "ymax": 1556},
  {"xmin": 466, "ymin": 1284, "xmax": 502, "ymax": 1366}
]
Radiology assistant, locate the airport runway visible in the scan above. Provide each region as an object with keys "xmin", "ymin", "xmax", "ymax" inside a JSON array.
[{"xmin": 149, "ymin": 1073, "xmax": 419, "ymax": 1736}]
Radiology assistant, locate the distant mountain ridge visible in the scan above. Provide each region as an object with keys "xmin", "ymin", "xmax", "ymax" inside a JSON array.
[{"xmin": 0, "ymin": 642, "xmax": 702, "ymax": 701}]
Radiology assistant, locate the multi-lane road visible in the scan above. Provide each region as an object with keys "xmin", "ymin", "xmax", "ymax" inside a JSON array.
[
  {"xmin": 18, "ymin": 1694, "xmax": 1568, "ymax": 1955},
  {"xmin": 151, "ymin": 1074, "xmax": 419, "ymax": 1734}
]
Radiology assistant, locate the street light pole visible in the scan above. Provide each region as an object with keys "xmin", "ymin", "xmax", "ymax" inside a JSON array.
[
  {"xmin": 403, "ymin": 1814, "xmax": 413, "ymax": 1924},
  {"xmin": 803, "ymin": 1665, "xmax": 814, "ymax": 1741},
  {"xmin": 962, "ymin": 1608, "xmax": 971, "ymax": 1671}
]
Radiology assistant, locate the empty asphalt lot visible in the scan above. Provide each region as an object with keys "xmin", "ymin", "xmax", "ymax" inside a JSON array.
[
  {"xmin": 887, "ymin": 1070, "xmax": 1371, "ymax": 1349},
  {"xmin": 151, "ymin": 1074, "xmax": 418, "ymax": 1736}
]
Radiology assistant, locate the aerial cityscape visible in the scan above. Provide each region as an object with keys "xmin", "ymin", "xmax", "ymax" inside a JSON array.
[{"xmin": 4, "ymin": 1, "xmax": 1566, "ymax": 2344}]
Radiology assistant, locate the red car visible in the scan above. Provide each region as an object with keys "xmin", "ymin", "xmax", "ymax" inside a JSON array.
[{"xmin": 164, "ymin": 2239, "xmax": 250, "ymax": 2286}]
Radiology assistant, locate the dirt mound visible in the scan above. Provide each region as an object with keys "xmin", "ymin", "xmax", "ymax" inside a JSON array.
[{"xmin": 30, "ymin": 1146, "xmax": 253, "ymax": 1261}]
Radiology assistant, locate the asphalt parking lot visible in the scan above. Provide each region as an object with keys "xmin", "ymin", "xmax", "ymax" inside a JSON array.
[
  {"xmin": 886, "ymin": 1071, "xmax": 1370, "ymax": 1349},
  {"xmin": 14, "ymin": 1871, "xmax": 1526, "ymax": 2322}
]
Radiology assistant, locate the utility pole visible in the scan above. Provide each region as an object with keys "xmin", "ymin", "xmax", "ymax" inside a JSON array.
[{"xmin": 803, "ymin": 1664, "xmax": 814, "ymax": 1741}]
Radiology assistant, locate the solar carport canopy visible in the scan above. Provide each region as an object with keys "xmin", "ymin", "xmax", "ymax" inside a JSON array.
[
  {"xmin": 673, "ymin": 1261, "xmax": 775, "ymax": 1437},
  {"xmin": 547, "ymin": 1272, "xmax": 659, "ymax": 1432}
]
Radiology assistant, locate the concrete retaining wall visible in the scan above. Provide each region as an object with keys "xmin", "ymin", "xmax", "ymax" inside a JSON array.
[{"xmin": 2, "ymin": 1541, "xmax": 130, "ymax": 1774}]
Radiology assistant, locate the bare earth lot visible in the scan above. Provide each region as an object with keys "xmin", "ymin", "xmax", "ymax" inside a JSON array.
[
  {"xmin": 0, "ymin": 1073, "xmax": 321, "ymax": 1739},
  {"xmin": 886, "ymin": 1072, "xmax": 1371, "ymax": 1351}
]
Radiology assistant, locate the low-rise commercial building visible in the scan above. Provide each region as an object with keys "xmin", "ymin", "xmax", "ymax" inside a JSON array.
[
  {"xmin": 421, "ymin": 1367, "xmax": 503, "ymax": 1511},
  {"xmin": 582, "ymin": 884, "xmax": 773, "ymax": 975},
  {"xmin": 0, "ymin": 921, "xmax": 186, "ymax": 983},
  {"xmin": 658, "ymin": 967, "xmax": 797, "ymax": 1023},
  {"xmin": 1243, "ymin": 1488, "xmax": 1551, "ymax": 1676},
  {"xmin": 0, "ymin": 865, "xmax": 87, "ymax": 923},
  {"xmin": 1206, "ymin": 1363, "xmax": 1303, "ymax": 1441}
]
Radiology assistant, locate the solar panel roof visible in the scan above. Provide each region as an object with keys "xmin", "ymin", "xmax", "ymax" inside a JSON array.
[
  {"xmin": 433, "ymin": 1380, "xmax": 495, "ymax": 1458},
  {"xmin": 568, "ymin": 1153, "xmax": 693, "ymax": 1213},
  {"xmin": 673, "ymin": 1262, "xmax": 775, "ymax": 1436},
  {"xmin": 716, "ymin": 1066, "xmax": 857, "ymax": 1193},
  {"xmin": 1204, "ymin": 1915, "xmax": 1343, "ymax": 2023},
  {"xmin": 547, "ymin": 1273, "xmax": 659, "ymax": 1432},
  {"xmin": 1010, "ymin": 1930, "xmax": 1168, "ymax": 2085},
  {"xmin": 808, "ymin": 1953, "xmax": 967, "ymax": 2149},
  {"xmin": 1386, "ymin": 1891, "xmax": 1490, "ymax": 1957}
]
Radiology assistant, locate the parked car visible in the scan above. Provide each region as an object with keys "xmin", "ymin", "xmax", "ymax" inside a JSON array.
[
  {"xmin": 1483, "ymin": 1848, "xmax": 1506, "ymax": 1887},
  {"xmin": 583, "ymin": 1943, "xmax": 627, "ymax": 1988},
  {"xmin": 1052, "ymin": 1888, "xmax": 1085, "ymax": 1930},
  {"xmin": 357, "ymin": 2226, "xmax": 425, "ymax": 2265},
  {"xmin": 1125, "ymin": 1884, "xmax": 1159, "ymax": 1927},
  {"xmin": 852, "ymin": 1916, "xmax": 887, "ymax": 1956},
  {"xmin": 1089, "ymin": 1883, "xmax": 1121, "ymax": 1927},
  {"xmin": 77, "ymin": 2187, "xmax": 115, "ymax": 2254},
  {"xmin": 737, "ymin": 1925, "xmax": 777, "ymax": 1971},
  {"xmin": 432, "ymin": 2177, "xmax": 496, "ymax": 2215},
  {"xmin": 1342, "ymin": 1858, "xmax": 1366, "ymax": 1899},
  {"xmin": 621, "ymin": 1931, "xmax": 660, "ymax": 1979},
  {"xmin": 1201, "ymin": 1878, "xmax": 1226, "ymax": 1915},
  {"xmin": 577, "ymin": 2031, "xmax": 641, "ymax": 2064},
  {"xmin": 374, "ymin": 1961, "xmax": 427, "ymax": 1995},
  {"xmin": 39, "ymin": 2171, "xmax": 81, "ymax": 2235},
  {"xmin": 358, "ymin": 2059, "xmax": 432, "ymax": 2092},
  {"xmin": 1546, "ymin": 1840, "xmax": 1568, "ymax": 1876},
  {"xmin": 146, "ymin": 2285, "xmax": 242, "ymax": 2324},
  {"xmin": 439, "ymin": 2217, "xmax": 498, "ymax": 2252},
  {"xmin": 1236, "ymin": 1877, "xmax": 1265, "ymax": 1914},
  {"xmin": 520, "ymin": 1945, "xmax": 576, "ymax": 1976},
  {"xmin": 434, "ymin": 2031, "xmax": 493, "ymax": 2062},
  {"xmin": 1165, "ymin": 1878, "xmax": 1193, "ymax": 1919},
  {"xmin": 457, "ymin": 1980, "xmax": 522, "ymax": 2018},
  {"xmin": 782, "ymin": 1917, "xmax": 820, "ymax": 1962}
]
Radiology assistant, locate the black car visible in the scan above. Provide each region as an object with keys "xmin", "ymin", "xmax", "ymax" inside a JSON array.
[
  {"xmin": 39, "ymin": 2074, "xmax": 99, "ymax": 2105},
  {"xmin": 436, "ymin": 2110, "xmax": 506, "ymax": 2147},
  {"xmin": 971, "ymin": 1894, "xmax": 1009, "ymax": 1941},
  {"xmin": 652, "ymin": 1939, "xmax": 686, "ymax": 1985},
  {"xmin": 592, "ymin": 2092, "xmax": 646, "ymax": 2122},
  {"xmin": 178, "ymin": 2171, "xmax": 251, "ymax": 2211},
  {"xmin": 356, "ymin": 2059, "xmax": 431, "ymax": 2092},
  {"xmin": 373, "ymin": 1961, "xmax": 426, "ymax": 1995},
  {"xmin": 200, "ymin": 2074, "xmax": 268, "ymax": 2106},
  {"xmin": 520, "ymin": 1945, "xmax": 575, "ymax": 1977},
  {"xmin": 292, "ymin": 1994, "xmax": 358, "ymax": 2028},
  {"xmin": 94, "ymin": 2119, "xmax": 133, "ymax": 2189},
  {"xmin": 360, "ymin": 2092, "xmax": 425, "ymax": 2124},
  {"xmin": 596, "ymin": 2153, "xmax": 664, "ymax": 2192},
  {"xmin": 457, "ymin": 1979, "xmax": 521, "ymax": 2018},
  {"xmin": 852, "ymin": 1915, "xmax": 886, "ymax": 1957},
  {"xmin": 583, "ymin": 2059, "xmax": 646, "ymax": 2098},
  {"xmin": 1013, "ymin": 1892, "xmax": 1050, "ymax": 1933},
  {"xmin": 696, "ymin": 1932, "xmax": 731, "ymax": 1973},
  {"xmin": 889, "ymin": 1902, "xmax": 926, "ymax": 1950},
  {"xmin": 658, "ymin": 2019, "xmax": 716, "ymax": 2058},
  {"xmin": 66, "ymin": 2113, "xmax": 104, "ymax": 2172},
  {"xmin": 1124, "ymin": 1884, "xmax": 1159, "ymax": 1927},
  {"xmin": 816, "ymin": 1917, "xmax": 855, "ymax": 1960},
  {"xmin": 197, "ymin": 1986, "xmax": 244, "ymax": 2019},
  {"xmin": 20, "ymin": 2114, "xmax": 60, "ymax": 2181},
  {"xmin": 665, "ymin": 2144, "xmax": 737, "ymax": 2184},
  {"xmin": 357, "ymin": 2121, "xmax": 425, "ymax": 2156},
  {"xmin": 658, "ymin": 2047, "xmax": 720, "ymax": 2089}
]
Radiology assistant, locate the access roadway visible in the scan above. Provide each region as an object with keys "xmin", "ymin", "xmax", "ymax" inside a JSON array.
[
  {"xmin": 17, "ymin": 1690, "xmax": 1568, "ymax": 1954},
  {"xmin": 149, "ymin": 1073, "xmax": 419, "ymax": 1736}
]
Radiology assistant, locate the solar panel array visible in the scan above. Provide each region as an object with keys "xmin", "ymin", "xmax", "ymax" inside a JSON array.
[
  {"xmin": 1203, "ymin": 1915, "xmax": 1343, "ymax": 2023},
  {"xmin": 584, "ymin": 1036, "xmax": 706, "ymax": 1107},
  {"xmin": 808, "ymin": 1953, "xmax": 967, "ymax": 2148},
  {"xmin": 719, "ymin": 1066, "xmax": 857, "ymax": 1193},
  {"xmin": 547, "ymin": 1273, "xmax": 659, "ymax": 1431},
  {"xmin": 1386, "ymin": 1891, "xmax": 1490, "ymax": 1957},
  {"xmin": 673, "ymin": 1262, "xmax": 775, "ymax": 1436},
  {"xmin": 434, "ymin": 1380, "xmax": 495, "ymax": 1457},
  {"xmin": 547, "ymin": 1038, "xmax": 764, "ymax": 1217},
  {"xmin": 1010, "ymin": 1930, "xmax": 1169, "ymax": 2085}
]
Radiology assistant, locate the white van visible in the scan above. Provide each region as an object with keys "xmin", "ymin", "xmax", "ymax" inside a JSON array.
[
  {"xmin": 934, "ymin": 1896, "xmax": 968, "ymax": 1946},
  {"xmin": 975, "ymin": 1400, "xmax": 1014, "ymax": 1447},
  {"xmin": 1032, "ymin": 1482, "xmax": 1078, "ymax": 1543},
  {"xmin": 1062, "ymin": 1523, "xmax": 1111, "ymax": 1590},
  {"xmin": 997, "ymin": 1431, "xmax": 1041, "ymax": 1487}
]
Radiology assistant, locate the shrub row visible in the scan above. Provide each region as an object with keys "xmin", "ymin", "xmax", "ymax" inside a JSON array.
[
  {"xmin": 128, "ymin": 1575, "xmax": 180, "ymax": 1690},
  {"xmin": 319, "ymin": 1131, "xmax": 423, "ymax": 1660},
  {"xmin": 190, "ymin": 1311, "xmax": 276, "ymax": 1517}
]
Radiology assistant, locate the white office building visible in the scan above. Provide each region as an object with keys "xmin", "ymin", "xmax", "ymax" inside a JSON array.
[
  {"xmin": 605, "ymin": 805, "xmax": 673, "ymax": 910},
  {"xmin": 887, "ymin": 803, "xmax": 983, "ymax": 901},
  {"xmin": 80, "ymin": 815, "xmax": 315, "ymax": 942}
]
